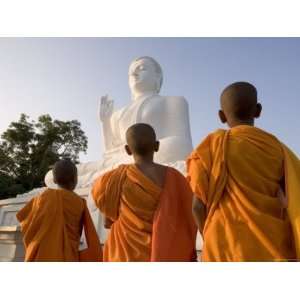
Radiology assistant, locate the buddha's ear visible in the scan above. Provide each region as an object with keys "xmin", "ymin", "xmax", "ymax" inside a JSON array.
[
  {"xmin": 218, "ymin": 110, "xmax": 227, "ymax": 124},
  {"xmin": 154, "ymin": 141, "xmax": 160, "ymax": 152},
  {"xmin": 125, "ymin": 145, "xmax": 132, "ymax": 155}
]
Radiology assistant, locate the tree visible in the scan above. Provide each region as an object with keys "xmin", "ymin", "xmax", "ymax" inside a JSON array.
[{"xmin": 0, "ymin": 114, "xmax": 88, "ymax": 199}]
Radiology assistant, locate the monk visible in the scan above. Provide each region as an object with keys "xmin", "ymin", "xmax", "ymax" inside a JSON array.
[
  {"xmin": 92, "ymin": 123, "xmax": 197, "ymax": 262},
  {"xmin": 187, "ymin": 81, "xmax": 300, "ymax": 262},
  {"xmin": 17, "ymin": 160, "xmax": 102, "ymax": 262}
]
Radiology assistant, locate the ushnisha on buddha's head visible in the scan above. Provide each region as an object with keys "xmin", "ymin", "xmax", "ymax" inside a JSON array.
[
  {"xmin": 128, "ymin": 56, "xmax": 163, "ymax": 99},
  {"xmin": 53, "ymin": 159, "xmax": 78, "ymax": 191},
  {"xmin": 125, "ymin": 123, "xmax": 159, "ymax": 163},
  {"xmin": 219, "ymin": 81, "xmax": 262, "ymax": 128}
]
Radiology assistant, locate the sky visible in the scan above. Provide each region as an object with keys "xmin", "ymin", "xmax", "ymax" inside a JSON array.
[{"xmin": 0, "ymin": 37, "xmax": 299, "ymax": 162}]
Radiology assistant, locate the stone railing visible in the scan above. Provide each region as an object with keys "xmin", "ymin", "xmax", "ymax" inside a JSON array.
[{"xmin": 0, "ymin": 188, "xmax": 45, "ymax": 261}]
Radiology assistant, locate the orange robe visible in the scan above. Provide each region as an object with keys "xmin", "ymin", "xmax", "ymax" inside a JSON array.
[
  {"xmin": 16, "ymin": 188, "xmax": 102, "ymax": 262},
  {"xmin": 92, "ymin": 164, "xmax": 197, "ymax": 262},
  {"xmin": 187, "ymin": 125, "xmax": 298, "ymax": 262}
]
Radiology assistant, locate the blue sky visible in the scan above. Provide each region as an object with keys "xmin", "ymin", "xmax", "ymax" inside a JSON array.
[{"xmin": 0, "ymin": 38, "xmax": 299, "ymax": 162}]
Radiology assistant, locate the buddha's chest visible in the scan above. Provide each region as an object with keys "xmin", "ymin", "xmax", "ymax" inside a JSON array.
[
  {"xmin": 138, "ymin": 98, "xmax": 166, "ymax": 129},
  {"xmin": 113, "ymin": 97, "xmax": 166, "ymax": 142}
]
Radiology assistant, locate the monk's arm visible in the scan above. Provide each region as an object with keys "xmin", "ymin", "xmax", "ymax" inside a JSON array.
[
  {"xmin": 278, "ymin": 175, "xmax": 288, "ymax": 208},
  {"xmin": 92, "ymin": 168, "xmax": 124, "ymax": 229},
  {"xmin": 279, "ymin": 176, "xmax": 285, "ymax": 194},
  {"xmin": 192, "ymin": 196, "xmax": 206, "ymax": 234},
  {"xmin": 104, "ymin": 217, "xmax": 113, "ymax": 229}
]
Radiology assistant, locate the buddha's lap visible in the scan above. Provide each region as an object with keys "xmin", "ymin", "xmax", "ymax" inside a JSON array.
[{"xmin": 75, "ymin": 159, "xmax": 187, "ymax": 189}]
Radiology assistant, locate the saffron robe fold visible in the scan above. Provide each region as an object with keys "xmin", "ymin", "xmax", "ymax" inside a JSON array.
[
  {"xmin": 16, "ymin": 188, "xmax": 102, "ymax": 262},
  {"xmin": 92, "ymin": 164, "xmax": 197, "ymax": 262},
  {"xmin": 187, "ymin": 125, "xmax": 298, "ymax": 262}
]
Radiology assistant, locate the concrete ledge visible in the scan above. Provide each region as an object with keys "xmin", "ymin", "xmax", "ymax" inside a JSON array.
[
  {"xmin": 0, "ymin": 225, "xmax": 24, "ymax": 262},
  {"xmin": 0, "ymin": 225, "xmax": 20, "ymax": 232}
]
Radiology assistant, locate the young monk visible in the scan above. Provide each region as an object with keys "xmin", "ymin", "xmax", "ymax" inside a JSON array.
[
  {"xmin": 92, "ymin": 123, "xmax": 197, "ymax": 262},
  {"xmin": 187, "ymin": 81, "xmax": 300, "ymax": 262},
  {"xmin": 17, "ymin": 160, "xmax": 102, "ymax": 262}
]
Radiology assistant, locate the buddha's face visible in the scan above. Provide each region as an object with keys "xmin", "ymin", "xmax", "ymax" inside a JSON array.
[{"xmin": 128, "ymin": 58, "xmax": 160, "ymax": 95}]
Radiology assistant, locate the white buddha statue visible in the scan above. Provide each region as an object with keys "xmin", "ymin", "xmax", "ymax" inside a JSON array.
[{"xmin": 45, "ymin": 56, "xmax": 193, "ymax": 189}]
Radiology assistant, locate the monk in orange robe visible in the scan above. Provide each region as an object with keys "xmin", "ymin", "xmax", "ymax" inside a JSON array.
[
  {"xmin": 187, "ymin": 81, "xmax": 299, "ymax": 262},
  {"xmin": 92, "ymin": 123, "xmax": 197, "ymax": 262},
  {"xmin": 17, "ymin": 160, "xmax": 102, "ymax": 262}
]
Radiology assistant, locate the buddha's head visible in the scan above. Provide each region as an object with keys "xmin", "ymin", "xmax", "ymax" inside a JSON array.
[{"xmin": 128, "ymin": 56, "xmax": 163, "ymax": 98}]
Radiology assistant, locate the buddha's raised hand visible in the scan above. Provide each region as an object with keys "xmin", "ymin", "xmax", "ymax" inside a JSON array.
[{"xmin": 99, "ymin": 95, "xmax": 114, "ymax": 122}]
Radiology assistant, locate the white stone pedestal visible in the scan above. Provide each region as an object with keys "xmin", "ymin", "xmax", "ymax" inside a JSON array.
[
  {"xmin": 0, "ymin": 226, "xmax": 24, "ymax": 262},
  {"xmin": 0, "ymin": 189, "xmax": 45, "ymax": 261}
]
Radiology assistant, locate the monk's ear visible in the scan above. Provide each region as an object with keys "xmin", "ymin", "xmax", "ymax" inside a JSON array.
[
  {"xmin": 125, "ymin": 145, "xmax": 132, "ymax": 155},
  {"xmin": 255, "ymin": 103, "xmax": 262, "ymax": 119},
  {"xmin": 154, "ymin": 141, "xmax": 160, "ymax": 152},
  {"xmin": 218, "ymin": 110, "xmax": 227, "ymax": 123}
]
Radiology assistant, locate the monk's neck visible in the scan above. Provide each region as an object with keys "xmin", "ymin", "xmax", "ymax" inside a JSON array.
[
  {"xmin": 228, "ymin": 119, "xmax": 255, "ymax": 128},
  {"xmin": 57, "ymin": 185, "xmax": 75, "ymax": 192},
  {"xmin": 132, "ymin": 91, "xmax": 157, "ymax": 102},
  {"xmin": 133, "ymin": 154, "xmax": 155, "ymax": 167}
]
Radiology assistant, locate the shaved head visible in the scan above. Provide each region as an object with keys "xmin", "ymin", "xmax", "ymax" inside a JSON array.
[
  {"xmin": 53, "ymin": 159, "xmax": 77, "ymax": 190},
  {"xmin": 220, "ymin": 81, "xmax": 259, "ymax": 122},
  {"xmin": 125, "ymin": 123, "xmax": 158, "ymax": 156}
]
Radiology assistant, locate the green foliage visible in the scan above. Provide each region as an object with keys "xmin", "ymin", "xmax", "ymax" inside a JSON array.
[{"xmin": 0, "ymin": 114, "xmax": 88, "ymax": 199}]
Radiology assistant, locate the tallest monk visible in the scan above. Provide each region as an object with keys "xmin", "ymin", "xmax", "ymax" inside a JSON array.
[{"xmin": 187, "ymin": 81, "xmax": 300, "ymax": 262}]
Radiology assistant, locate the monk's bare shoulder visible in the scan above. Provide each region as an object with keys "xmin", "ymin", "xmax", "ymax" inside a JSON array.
[
  {"xmin": 167, "ymin": 166, "xmax": 185, "ymax": 178},
  {"xmin": 153, "ymin": 163, "xmax": 168, "ymax": 174},
  {"xmin": 166, "ymin": 167, "xmax": 191, "ymax": 189}
]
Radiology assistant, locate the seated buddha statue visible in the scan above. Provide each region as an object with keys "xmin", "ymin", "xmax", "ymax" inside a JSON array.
[{"xmin": 45, "ymin": 56, "xmax": 193, "ymax": 189}]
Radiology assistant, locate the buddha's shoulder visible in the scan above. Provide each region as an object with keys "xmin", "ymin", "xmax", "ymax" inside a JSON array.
[
  {"xmin": 159, "ymin": 95, "xmax": 187, "ymax": 102},
  {"xmin": 157, "ymin": 96, "xmax": 188, "ymax": 109}
]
